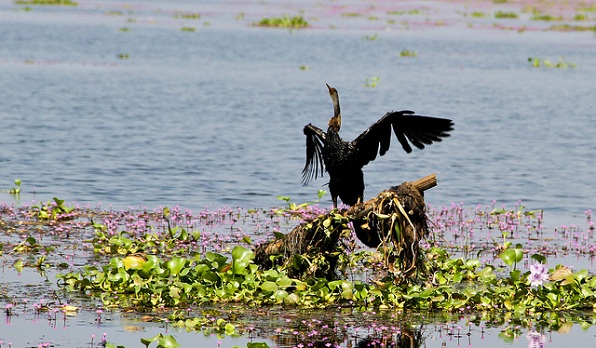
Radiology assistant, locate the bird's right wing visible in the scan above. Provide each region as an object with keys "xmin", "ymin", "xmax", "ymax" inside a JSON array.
[{"xmin": 302, "ymin": 123, "xmax": 326, "ymax": 185}]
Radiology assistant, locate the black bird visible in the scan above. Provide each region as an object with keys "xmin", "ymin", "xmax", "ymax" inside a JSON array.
[{"xmin": 302, "ymin": 84, "xmax": 454, "ymax": 208}]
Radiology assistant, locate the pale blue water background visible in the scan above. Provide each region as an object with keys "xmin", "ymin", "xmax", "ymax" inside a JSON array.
[{"xmin": 0, "ymin": 0, "xmax": 595, "ymax": 347}]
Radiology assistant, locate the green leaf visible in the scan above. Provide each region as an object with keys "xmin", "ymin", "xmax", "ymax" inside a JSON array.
[
  {"xmin": 499, "ymin": 249, "xmax": 517, "ymax": 267},
  {"xmin": 530, "ymin": 253, "xmax": 546, "ymax": 264},
  {"xmin": 247, "ymin": 343, "xmax": 270, "ymax": 348}
]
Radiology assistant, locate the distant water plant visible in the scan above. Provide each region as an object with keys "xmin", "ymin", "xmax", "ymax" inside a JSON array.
[
  {"xmin": 399, "ymin": 49, "xmax": 417, "ymax": 57},
  {"xmin": 364, "ymin": 76, "xmax": 380, "ymax": 87},
  {"xmin": 255, "ymin": 15, "xmax": 309, "ymax": 29},
  {"xmin": 8, "ymin": 179, "xmax": 21, "ymax": 195},
  {"xmin": 174, "ymin": 11, "xmax": 201, "ymax": 19},
  {"xmin": 180, "ymin": 26, "xmax": 196, "ymax": 32},
  {"xmin": 364, "ymin": 33, "xmax": 378, "ymax": 41},
  {"xmin": 495, "ymin": 11, "xmax": 518, "ymax": 19},
  {"xmin": 528, "ymin": 57, "xmax": 576, "ymax": 68},
  {"xmin": 14, "ymin": 0, "xmax": 77, "ymax": 5}
]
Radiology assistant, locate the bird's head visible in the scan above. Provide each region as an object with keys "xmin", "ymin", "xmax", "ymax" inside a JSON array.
[
  {"xmin": 326, "ymin": 83, "xmax": 338, "ymax": 99},
  {"xmin": 326, "ymin": 83, "xmax": 341, "ymax": 131}
]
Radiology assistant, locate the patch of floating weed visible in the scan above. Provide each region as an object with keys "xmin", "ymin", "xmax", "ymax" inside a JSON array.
[
  {"xmin": 118, "ymin": 53, "xmax": 129, "ymax": 59},
  {"xmin": 574, "ymin": 13, "xmax": 589, "ymax": 21},
  {"xmin": 29, "ymin": 197, "xmax": 75, "ymax": 221},
  {"xmin": 548, "ymin": 23, "xmax": 596, "ymax": 31},
  {"xmin": 118, "ymin": 27, "xmax": 131, "ymax": 32},
  {"xmin": 341, "ymin": 12, "xmax": 363, "ymax": 17},
  {"xmin": 14, "ymin": 0, "xmax": 77, "ymax": 5},
  {"xmin": 470, "ymin": 11, "xmax": 488, "ymax": 18},
  {"xmin": 364, "ymin": 33, "xmax": 378, "ymax": 41},
  {"xmin": 387, "ymin": 9, "xmax": 421, "ymax": 15},
  {"xmin": 528, "ymin": 57, "xmax": 576, "ymax": 68},
  {"xmin": 180, "ymin": 26, "xmax": 196, "ymax": 32},
  {"xmin": 364, "ymin": 76, "xmax": 380, "ymax": 87},
  {"xmin": 531, "ymin": 13, "xmax": 563, "ymax": 21},
  {"xmin": 399, "ymin": 49, "xmax": 417, "ymax": 57},
  {"xmin": 255, "ymin": 15, "xmax": 309, "ymax": 29},
  {"xmin": 495, "ymin": 11, "xmax": 519, "ymax": 19},
  {"xmin": 174, "ymin": 11, "xmax": 200, "ymax": 19},
  {"xmin": 105, "ymin": 10, "xmax": 123, "ymax": 16}
]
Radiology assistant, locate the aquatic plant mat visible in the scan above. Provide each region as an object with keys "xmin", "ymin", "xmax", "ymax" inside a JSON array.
[{"xmin": 1, "ymin": 193, "xmax": 595, "ymax": 347}]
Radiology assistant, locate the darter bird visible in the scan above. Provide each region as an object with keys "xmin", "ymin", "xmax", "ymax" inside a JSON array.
[{"xmin": 302, "ymin": 84, "xmax": 454, "ymax": 208}]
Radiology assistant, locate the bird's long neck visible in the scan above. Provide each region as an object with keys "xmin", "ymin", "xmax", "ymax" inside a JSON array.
[{"xmin": 328, "ymin": 93, "xmax": 341, "ymax": 132}]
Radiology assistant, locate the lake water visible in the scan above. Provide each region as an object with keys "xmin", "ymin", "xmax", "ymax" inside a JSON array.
[{"xmin": 0, "ymin": 0, "xmax": 595, "ymax": 347}]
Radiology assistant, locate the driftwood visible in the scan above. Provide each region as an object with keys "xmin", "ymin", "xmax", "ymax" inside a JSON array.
[{"xmin": 254, "ymin": 174, "xmax": 437, "ymax": 280}]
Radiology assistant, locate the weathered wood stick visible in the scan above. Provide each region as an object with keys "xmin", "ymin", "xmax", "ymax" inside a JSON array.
[{"xmin": 411, "ymin": 173, "xmax": 437, "ymax": 192}]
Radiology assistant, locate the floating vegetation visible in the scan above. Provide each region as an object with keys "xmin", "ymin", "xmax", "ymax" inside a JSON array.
[
  {"xmin": 528, "ymin": 57, "xmax": 577, "ymax": 68},
  {"xmin": 118, "ymin": 27, "xmax": 131, "ymax": 32},
  {"xmin": 6, "ymin": 179, "xmax": 21, "ymax": 195},
  {"xmin": 495, "ymin": 11, "xmax": 518, "ymax": 19},
  {"xmin": 180, "ymin": 26, "xmax": 196, "ymax": 32},
  {"xmin": 387, "ymin": 9, "xmax": 421, "ymax": 15},
  {"xmin": 255, "ymin": 15, "xmax": 309, "ymax": 29},
  {"xmin": 364, "ymin": 76, "xmax": 380, "ymax": 87},
  {"xmin": 399, "ymin": 49, "xmax": 417, "ymax": 57},
  {"xmin": 548, "ymin": 23, "xmax": 596, "ymax": 31},
  {"xmin": 364, "ymin": 33, "xmax": 378, "ymax": 41},
  {"xmin": 470, "ymin": 11, "xmax": 488, "ymax": 18},
  {"xmin": 298, "ymin": 65, "xmax": 308, "ymax": 71},
  {"xmin": 14, "ymin": 0, "xmax": 77, "ymax": 5},
  {"xmin": 531, "ymin": 13, "xmax": 563, "ymax": 21},
  {"xmin": 341, "ymin": 12, "xmax": 363, "ymax": 18},
  {"xmin": 574, "ymin": 13, "xmax": 589, "ymax": 21},
  {"xmin": 105, "ymin": 10, "xmax": 123, "ymax": 16},
  {"xmin": 174, "ymin": 11, "xmax": 201, "ymax": 19}
]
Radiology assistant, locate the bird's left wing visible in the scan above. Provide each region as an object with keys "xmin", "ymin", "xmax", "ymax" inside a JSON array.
[
  {"xmin": 302, "ymin": 123, "xmax": 326, "ymax": 185},
  {"xmin": 351, "ymin": 110, "xmax": 454, "ymax": 167}
]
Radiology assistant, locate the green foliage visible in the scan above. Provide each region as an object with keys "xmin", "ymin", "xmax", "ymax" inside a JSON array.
[
  {"xmin": 58, "ymin": 240, "xmax": 596, "ymax": 316},
  {"xmin": 174, "ymin": 11, "xmax": 201, "ymax": 19},
  {"xmin": 275, "ymin": 189, "xmax": 326, "ymax": 212},
  {"xmin": 9, "ymin": 179, "xmax": 21, "ymax": 195},
  {"xmin": 29, "ymin": 197, "xmax": 75, "ymax": 221},
  {"xmin": 180, "ymin": 26, "xmax": 196, "ymax": 32},
  {"xmin": 528, "ymin": 57, "xmax": 576, "ymax": 69},
  {"xmin": 255, "ymin": 15, "xmax": 309, "ymax": 29},
  {"xmin": 364, "ymin": 76, "xmax": 380, "ymax": 87},
  {"xmin": 399, "ymin": 49, "xmax": 417, "ymax": 57},
  {"xmin": 495, "ymin": 11, "xmax": 518, "ymax": 19},
  {"xmin": 364, "ymin": 33, "xmax": 378, "ymax": 41},
  {"xmin": 140, "ymin": 333, "xmax": 180, "ymax": 348},
  {"xmin": 14, "ymin": 0, "xmax": 77, "ymax": 5}
]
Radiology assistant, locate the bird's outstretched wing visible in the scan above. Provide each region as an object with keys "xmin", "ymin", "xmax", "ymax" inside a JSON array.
[
  {"xmin": 302, "ymin": 123, "xmax": 326, "ymax": 185},
  {"xmin": 351, "ymin": 110, "xmax": 454, "ymax": 167}
]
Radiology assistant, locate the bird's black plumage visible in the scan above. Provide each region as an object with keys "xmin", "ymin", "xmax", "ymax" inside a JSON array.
[{"xmin": 302, "ymin": 84, "xmax": 454, "ymax": 208}]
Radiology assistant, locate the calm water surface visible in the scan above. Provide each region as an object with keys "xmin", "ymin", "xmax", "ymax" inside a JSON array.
[{"xmin": 1, "ymin": 0, "xmax": 595, "ymax": 347}]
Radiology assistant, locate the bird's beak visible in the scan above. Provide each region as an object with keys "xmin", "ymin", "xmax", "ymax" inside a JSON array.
[{"xmin": 325, "ymin": 83, "xmax": 335, "ymax": 95}]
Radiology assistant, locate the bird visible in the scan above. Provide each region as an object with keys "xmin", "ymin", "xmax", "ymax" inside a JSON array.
[{"xmin": 302, "ymin": 83, "xmax": 454, "ymax": 208}]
